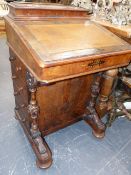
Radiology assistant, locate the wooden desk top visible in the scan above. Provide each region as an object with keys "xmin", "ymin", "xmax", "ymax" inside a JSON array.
[
  {"xmin": 93, "ymin": 19, "xmax": 131, "ymax": 39},
  {"xmin": 4, "ymin": 3, "xmax": 131, "ymax": 83},
  {"xmin": 18, "ymin": 21, "xmax": 130, "ymax": 63}
]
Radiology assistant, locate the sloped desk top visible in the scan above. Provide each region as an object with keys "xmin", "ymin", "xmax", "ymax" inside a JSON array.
[{"xmin": 4, "ymin": 2, "xmax": 131, "ymax": 83}]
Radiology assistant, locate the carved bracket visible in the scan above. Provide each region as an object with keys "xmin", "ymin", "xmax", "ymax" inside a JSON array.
[
  {"xmin": 26, "ymin": 71, "xmax": 37, "ymax": 90},
  {"xmin": 83, "ymin": 72, "xmax": 106, "ymax": 138},
  {"xmin": 26, "ymin": 70, "xmax": 52, "ymax": 168}
]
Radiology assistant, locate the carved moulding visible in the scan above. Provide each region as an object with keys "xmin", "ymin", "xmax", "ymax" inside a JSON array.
[{"xmin": 93, "ymin": 0, "xmax": 131, "ymax": 26}]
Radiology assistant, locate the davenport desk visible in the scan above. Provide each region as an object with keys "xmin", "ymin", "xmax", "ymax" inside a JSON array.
[{"xmin": 4, "ymin": 2, "xmax": 131, "ymax": 169}]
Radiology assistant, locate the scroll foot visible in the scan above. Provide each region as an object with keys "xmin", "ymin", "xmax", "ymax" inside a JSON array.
[
  {"xmin": 83, "ymin": 72, "xmax": 105, "ymax": 139},
  {"xmin": 15, "ymin": 109, "xmax": 53, "ymax": 169},
  {"xmin": 84, "ymin": 114, "xmax": 105, "ymax": 139},
  {"xmin": 92, "ymin": 130, "xmax": 105, "ymax": 139},
  {"xmin": 34, "ymin": 136, "xmax": 52, "ymax": 169}
]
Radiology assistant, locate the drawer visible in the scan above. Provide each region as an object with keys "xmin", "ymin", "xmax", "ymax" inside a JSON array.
[
  {"xmin": 41, "ymin": 54, "xmax": 131, "ymax": 82},
  {"xmin": 9, "ymin": 52, "xmax": 29, "ymax": 112},
  {"xmin": 10, "ymin": 58, "xmax": 25, "ymax": 84},
  {"xmin": 13, "ymin": 83, "xmax": 28, "ymax": 105}
]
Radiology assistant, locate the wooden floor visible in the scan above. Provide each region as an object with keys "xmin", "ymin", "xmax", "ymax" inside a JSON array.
[{"xmin": 0, "ymin": 36, "xmax": 131, "ymax": 175}]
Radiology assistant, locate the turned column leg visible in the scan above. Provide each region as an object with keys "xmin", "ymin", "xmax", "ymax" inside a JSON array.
[
  {"xmin": 106, "ymin": 67, "xmax": 131, "ymax": 127},
  {"xmin": 26, "ymin": 71, "xmax": 52, "ymax": 169},
  {"xmin": 83, "ymin": 73, "xmax": 106, "ymax": 138},
  {"xmin": 97, "ymin": 69, "xmax": 119, "ymax": 116}
]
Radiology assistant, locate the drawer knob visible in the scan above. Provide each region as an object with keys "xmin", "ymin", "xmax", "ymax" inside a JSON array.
[
  {"xmin": 18, "ymin": 87, "xmax": 23, "ymax": 91},
  {"xmin": 14, "ymin": 91, "xmax": 19, "ymax": 96},
  {"xmin": 12, "ymin": 75, "xmax": 17, "ymax": 79},
  {"xmin": 14, "ymin": 87, "xmax": 23, "ymax": 96},
  {"xmin": 15, "ymin": 106, "xmax": 19, "ymax": 110},
  {"xmin": 20, "ymin": 104, "xmax": 26, "ymax": 108},
  {"xmin": 9, "ymin": 56, "xmax": 16, "ymax": 61},
  {"xmin": 16, "ymin": 67, "xmax": 22, "ymax": 72}
]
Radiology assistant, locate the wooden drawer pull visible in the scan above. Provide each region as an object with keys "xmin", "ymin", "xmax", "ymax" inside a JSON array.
[
  {"xmin": 14, "ymin": 87, "xmax": 23, "ymax": 96},
  {"xmin": 20, "ymin": 104, "xmax": 26, "ymax": 108},
  {"xmin": 16, "ymin": 67, "xmax": 22, "ymax": 72},
  {"xmin": 12, "ymin": 75, "xmax": 17, "ymax": 79},
  {"xmin": 9, "ymin": 56, "xmax": 16, "ymax": 61},
  {"xmin": 88, "ymin": 59, "xmax": 106, "ymax": 68}
]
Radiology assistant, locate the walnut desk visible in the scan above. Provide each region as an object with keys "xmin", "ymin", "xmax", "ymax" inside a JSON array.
[{"xmin": 4, "ymin": 2, "xmax": 131, "ymax": 169}]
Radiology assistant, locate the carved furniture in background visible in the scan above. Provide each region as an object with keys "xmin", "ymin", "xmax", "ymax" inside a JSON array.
[
  {"xmin": 106, "ymin": 65, "xmax": 131, "ymax": 127},
  {"xmin": 91, "ymin": 0, "xmax": 131, "ymax": 42},
  {"xmin": 0, "ymin": 0, "xmax": 9, "ymax": 36},
  {"xmin": 90, "ymin": 0, "xmax": 131, "ymax": 126},
  {"xmin": 92, "ymin": 24, "xmax": 131, "ymax": 127},
  {"xmin": 92, "ymin": 0, "xmax": 131, "ymax": 26},
  {"xmin": 5, "ymin": 2, "xmax": 131, "ymax": 169},
  {"xmin": 71, "ymin": 0, "xmax": 93, "ymax": 12}
]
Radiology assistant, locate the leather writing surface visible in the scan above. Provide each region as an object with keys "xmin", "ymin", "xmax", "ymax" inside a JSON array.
[
  {"xmin": 17, "ymin": 21, "xmax": 129, "ymax": 64},
  {"xmin": 26, "ymin": 23, "xmax": 123, "ymax": 53}
]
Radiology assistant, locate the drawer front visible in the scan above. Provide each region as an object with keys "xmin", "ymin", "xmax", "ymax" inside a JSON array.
[
  {"xmin": 9, "ymin": 51, "xmax": 29, "ymax": 120},
  {"xmin": 43, "ymin": 54, "xmax": 131, "ymax": 82}
]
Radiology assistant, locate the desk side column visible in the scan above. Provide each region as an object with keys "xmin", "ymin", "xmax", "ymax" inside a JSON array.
[
  {"xmin": 98, "ymin": 69, "xmax": 119, "ymax": 116},
  {"xmin": 26, "ymin": 71, "xmax": 52, "ymax": 169},
  {"xmin": 83, "ymin": 73, "xmax": 106, "ymax": 138},
  {"xmin": 84, "ymin": 69, "xmax": 118, "ymax": 138}
]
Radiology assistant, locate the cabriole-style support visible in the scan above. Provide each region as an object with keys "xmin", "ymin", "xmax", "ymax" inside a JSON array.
[
  {"xmin": 97, "ymin": 69, "xmax": 119, "ymax": 116},
  {"xmin": 83, "ymin": 73, "xmax": 106, "ymax": 138},
  {"xmin": 26, "ymin": 71, "xmax": 52, "ymax": 169},
  {"xmin": 83, "ymin": 69, "xmax": 119, "ymax": 138}
]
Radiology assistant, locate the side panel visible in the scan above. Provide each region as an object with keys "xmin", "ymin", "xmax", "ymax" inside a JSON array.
[
  {"xmin": 9, "ymin": 49, "xmax": 29, "ymax": 125},
  {"xmin": 37, "ymin": 75, "xmax": 93, "ymax": 135},
  {"xmin": 9, "ymin": 49, "xmax": 94, "ymax": 135}
]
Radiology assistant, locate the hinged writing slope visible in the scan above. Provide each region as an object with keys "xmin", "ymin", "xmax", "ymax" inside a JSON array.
[{"xmin": 5, "ymin": 2, "xmax": 131, "ymax": 83}]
